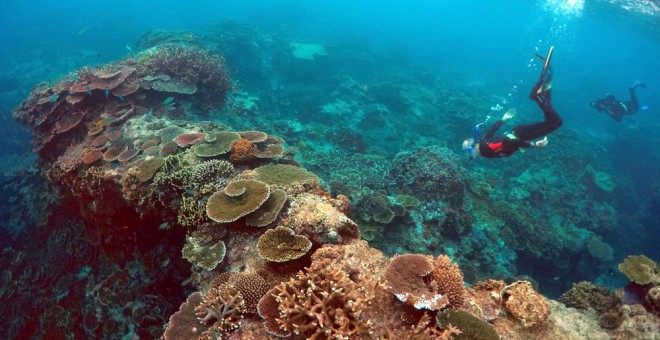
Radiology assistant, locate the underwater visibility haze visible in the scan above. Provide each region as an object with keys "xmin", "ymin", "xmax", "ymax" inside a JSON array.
[{"xmin": 0, "ymin": 0, "xmax": 659, "ymax": 338}]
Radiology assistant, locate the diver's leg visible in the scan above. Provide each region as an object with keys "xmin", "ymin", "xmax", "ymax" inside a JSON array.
[
  {"xmin": 511, "ymin": 105, "xmax": 562, "ymax": 141},
  {"xmin": 626, "ymin": 87, "xmax": 639, "ymax": 113}
]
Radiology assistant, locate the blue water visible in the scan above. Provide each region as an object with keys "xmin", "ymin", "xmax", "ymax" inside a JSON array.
[{"xmin": 0, "ymin": 0, "xmax": 659, "ymax": 336}]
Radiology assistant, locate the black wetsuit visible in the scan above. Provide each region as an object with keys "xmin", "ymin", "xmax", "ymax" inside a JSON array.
[
  {"xmin": 477, "ymin": 86, "xmax": 563, "ymax": 158},
  {"xmin": 591, "ymin": 87, "xmax": 640, "ymax": 122}
]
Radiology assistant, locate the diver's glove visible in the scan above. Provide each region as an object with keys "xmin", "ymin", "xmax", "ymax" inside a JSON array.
[{"xmin": 533, "ymin": 137, "xmax": 549, "ymax": 148}]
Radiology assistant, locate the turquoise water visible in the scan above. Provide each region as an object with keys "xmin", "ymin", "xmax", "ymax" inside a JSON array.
[{"xmin": 0, "ymin": 0, "xmax": 659, "ymax": 337}]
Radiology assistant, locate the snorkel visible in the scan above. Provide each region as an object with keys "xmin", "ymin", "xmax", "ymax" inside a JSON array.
[
  {"xmin": 463, "ymin": 115, "xmax": 490, "ymax": 160},
  {"xmin": 463, "ymin": 124, "xmax": 481, "ymax": 160}
]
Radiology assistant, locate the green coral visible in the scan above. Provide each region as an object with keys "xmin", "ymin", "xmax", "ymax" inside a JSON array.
[
  {"xmin": 437, "ymin": 309, "xmax": 499, "ymax": 340},
  {"xmin": 193, "ymin": 131, "xmax": 240, "ymax": 157},
  {"xmin": 181, "ymin": 236, "xmax": 226, "ymax": 271},
  {"xmin": 618, "ymin": 255, "xmax": 658, "ymax": 285},
  {"xmin": 559, "ymin": 281, "xmax": 617, "ymax": 314},
  {"xmin": 177, "ymin": 195, "xmax": 208, "ymax": 227},
  {"xmin": 254, "ymin": 164, "xmax": 318, "ymax": 186}
]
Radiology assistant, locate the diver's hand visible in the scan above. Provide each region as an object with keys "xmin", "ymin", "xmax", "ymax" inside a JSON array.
[
  {"xmin": 534, "ymin": 137, "xmax": 548, "ymax": 148},
  {"xmin": 502, "ymin": 109, "xmax": 516, "ymax": 121}
]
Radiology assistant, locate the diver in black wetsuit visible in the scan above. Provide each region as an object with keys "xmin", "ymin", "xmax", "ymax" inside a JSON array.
[
  {"xmin": 590, "ymin": 81, "xmax": 646, "ymax": 122},
  {"xmin": 462, "ymin": 47, "xmax": 563, "ymax": 159}
]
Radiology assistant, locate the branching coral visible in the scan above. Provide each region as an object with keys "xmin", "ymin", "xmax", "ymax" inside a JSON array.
[
  {"xmin": 194, "ymin": 284, "xmax": 246, "ymax": 337},
  {"xmin": 261, "ymin": 268, "xmax": 383, "ymax": 339}
]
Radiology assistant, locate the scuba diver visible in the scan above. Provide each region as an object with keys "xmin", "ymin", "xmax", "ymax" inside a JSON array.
[
  {"xmin": 590, "ymin": 81, "xmax": 647, "ymax": 122},
  {"xmin": 462, "ymin": 46, "xmax": 563, "ymax": 159}
]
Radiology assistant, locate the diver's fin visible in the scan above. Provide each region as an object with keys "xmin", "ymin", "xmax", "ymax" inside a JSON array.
[
  {"xmin": 535, "ymin": 46, "xmax": 554, "ymax": 95},
  {"xmin": 542, "ymin": 46, "xmax": 554, "ymax": 72}
]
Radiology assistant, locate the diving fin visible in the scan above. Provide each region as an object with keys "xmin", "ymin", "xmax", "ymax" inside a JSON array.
[{"xmin": 534, "ymin": 46, "xmax": 554, "ymax": 95}]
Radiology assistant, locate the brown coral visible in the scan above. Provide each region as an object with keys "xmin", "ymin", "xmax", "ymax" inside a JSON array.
[
  {"xmin": 206, "ymin": 179, "xmax": 270, "ymax": 223},
  {"xmin": 245, "ymin": 188, "xmax": 287, "ymax": 227},
  {"xmin": 502, "ymin": 280, "xmax": 550, "ymax": 329},
  {"xmin": 163, "ymin": 292, "xmax": 209, "ymax": 340},
  {"xmin": 174, "ymin": 132, "xmax": 207, "ymax": 148},
  {"xmin": 431, "ymin": 255, "xmax": 467, "ymax": 310},
  {"xmin": 229, "ymin": 138, "xmax": 255, "ymax": 163},
  {"xmin": 386, "ymin": 254, "xmax": 449, "ymax": 311},
  {"xmin": 223, "ymin": 272, "xmax": 271, "ymax": 314},
  {"xmin": 257, "ymin": 226, "xmax": 312, "ymax": 262}
]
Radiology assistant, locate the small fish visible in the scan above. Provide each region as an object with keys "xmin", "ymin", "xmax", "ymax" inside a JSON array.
[
  {"xmin": 71, "ymin": 74, "xmax": 78, "ymax": 81},
  {"xmin": 49, "ymin": 93, "xmax": 58, "ymax": 103},
  {"xmin": 117, "ymin": 94, "xmax": 125, "ymax": 102},
  {"xmin": 126, "ymin": 44, "xmax": 133, "ymax": 52},
  {"xmin": 105, "ymin": 88, "xmax": 109, "ymax": 98},
  {"xmin": 86, "ymin": 85, "xmax": 92, "ymax": 95},
  {"xmin": 162, "ymin": 97, "xmax": 174, "ymax": 105}
]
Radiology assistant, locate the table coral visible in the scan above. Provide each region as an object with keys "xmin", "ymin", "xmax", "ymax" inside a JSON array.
[
  {"xmin": 254, "ymin": 163, "xmax": 318, "ymax": 187},
  {"xmin": 206, "ymin": 179, "xmax": 270, "ymax": 223},
  {"xmin": 618, "ymin": 255, "xmax": 658, "ymax": 285},
  {"xmin": 245, "ymin": 188, "xmax": 287, "ymax": 227},
  {"xmin": 181, "ymin": 236, "xmax": 226, "ymax": 271},
  {"xmin": 257, "ymin": 226, "xmax": 312, "ymax": 262}
]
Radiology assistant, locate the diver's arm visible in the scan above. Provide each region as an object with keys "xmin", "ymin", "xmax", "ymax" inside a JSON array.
[{"xmin": 482, "ymin": 120, "xmax": 504, "ymax": 140}]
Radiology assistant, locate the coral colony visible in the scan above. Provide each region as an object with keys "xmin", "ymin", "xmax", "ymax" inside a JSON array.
[{"xmin": 1, "ymin": 27, "xmax": 658, "ymax": 339}]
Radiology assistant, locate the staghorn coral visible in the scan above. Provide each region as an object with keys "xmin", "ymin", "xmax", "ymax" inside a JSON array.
[
  {"xmin": 206, "ymin": 179, "xmax": 270, "ymax": 223},
  {"xmin": 386, "ymin": 254, "xmax": 466, "ymax": 311},
  {"xmin": 257, "ymin": 226, "xmax": 312, "ymax": 262},
  {"xmin": 195, "ymin": 284, "xmax": 246, "ymax": 337},
  {"xmin": 502, "ymin": 280, "xmax": 551, "ymax": 329},
  {"xmin": 618, "ymin": 255, "xmax": 658, "ymax": 285},
  {"xmin": 177, "ymin": 195, "xmax": 208, "ymax": 227},
  {"xmin": 262, "ymin": 267, "xmax": 383, "ymax": 339},
  {"xmin": 182, "ymin": 236, "xmax": 226, "ymax": 271}
]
